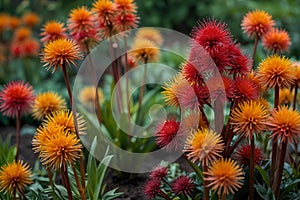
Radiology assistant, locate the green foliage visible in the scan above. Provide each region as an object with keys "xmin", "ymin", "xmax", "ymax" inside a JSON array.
[{"xmin": 0, "ymin": 135, "xmax": 15, "ymax": 166}]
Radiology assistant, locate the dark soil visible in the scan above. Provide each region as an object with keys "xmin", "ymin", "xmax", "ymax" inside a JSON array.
[{"xmin": 0, "ymin": 126, "xmax": 192, "ymax": 199}]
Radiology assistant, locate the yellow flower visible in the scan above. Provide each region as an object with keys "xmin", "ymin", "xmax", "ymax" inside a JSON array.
[
  {"xmin": 39, "ymin": 132, "xmax": 82, "ymax": 170},
  {"xmin": 205, "ymin": 158, "xmax": 244, "ymax": 195},
  {"xmin": 241, "ymin": 10, "xmax": 275, "ymax": 38},
  {"xmin": 135, "ymin": 28, "xmax": 163, "ymax": 46},
  {"xmin": 32, "ymin": 91, "xmax": 66, "ymax": 120},
  {"xmin": 184, "ymin": 129, "xmax": 224, "ymax": 165},
  {"xmin": 257, "ymin": 55, "xmax": 295, "ymax": 89},
  {"xmin": 79, "ymin": 86, "xmax": 104, "ymax": 107},
  {"xmin": 40, "ymin": 21, "xmax": 67, "ymax": 44},
  {"xmin": 130, "ymin": 39, "xmax": 160, "ymax": 62},
  {"xmin": 268, "ymin": 106, "xmax": 300, "ymax": 143},
  {"xmin": 162, "ymin": 74, "xmax": 183, "ymax": 107},
  {"xmin": 231, "ymin": 100, "xmax": 269, "ymax": 139},
  {"xmin": 0, "ymin": 160, "xmax": 32, "ymax": 196},
  {"xmin": 43, "ymin": 110, "xmax": 86, "ymax": 135},
  {"xmin": 92, "ymin": 0, "xmax": 115, "ymax": 24},
  {"xmin": 279, "ymin": 88, "xmax": 293, "ymax": 106},
  {"xmin": 42, "ymin": 38, "xmax": 82, "ymax": 72}
]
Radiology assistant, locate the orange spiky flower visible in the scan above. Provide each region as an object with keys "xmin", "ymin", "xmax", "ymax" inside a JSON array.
[
  {"xmin": 241, "ymin": 10, "xmax": 275, "ymax": 38},
  {"xmin": 13, "ymin": 27, "xmax": 32, "ymax": 42},
  {"xmin": 184, "ymin": 128, "xmax": 224, "ymax": 166},
  {"xmin": 41, "ymin": 38, "xmax": 82, "ymax": 72},
  {"xmin": 135, "ymin": 28, "xmax": 163, "ymax": 46},
  {"xmin": 130, "ymin": 39, "xmax": 160, "ymax": 62},
  {"xmin": 231, "ymin": 100, "xmax": 269, "ymax": 139},
  {"xmin": 257, "ymin": 55, "xmax": 295, "ymax": 89},
  {"xmin": 262, "ymin": 28, "xmax": 291, "ymax": 53},
  {"xmin": 114, "ymin": 0, "xmax": 137, "ymax": 13},
  {"xmin": 22, "ymin": 12, "xmax": 40, "ymax": 27},
  {"xmin": 279, "ymin": 88, "xmax": 293, "ymax": 106},
  {"xmin": 0, "ymin": 160, "xmax": 32, "ymax": 197},
  {"xmin": 205, "ymin": 158, "xmax": 244, "ymax": 196},
  {"xmin": 40, "ymin": 21, "xmax": 67, "ymax": 44}
]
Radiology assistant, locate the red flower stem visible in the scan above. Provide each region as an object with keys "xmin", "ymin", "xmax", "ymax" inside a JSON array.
[
  {"xmin": 225, "ymin": 134, "xmax": 244, "ymax": 157},
  {"xmin": 249, "ymin": 135, "xmax": 255, "ymax": 200},
  {"xmin": 293, "ymin": 84, "xmax": 298, "ymax": 110},
  {"xmin": 182, "ymin": 192, "xmax": 189, "ymax": 200},
  {"xmin": 221, "ymin": 193, "xmax": 226, "ymax": 200},
  {"xmin": 15, "ymin": 110, "xmax": 21, "ymax": 161},
  {"xmin": 85, "ymin": 42, "xmax": 102, "ymax": 125},
  {"xmin": 47, "ymin": 168, "xmax": 54, "ymax": 188},
  {"xmin": 203, "ymin": 163, "xmax": 210, "ymax": 200},
  {"xmin": 274, "ymin": 141, "xmax": 287, "ymax": 199},
  {"xmin": 61, "ymin": 63, "xmax": 86, "ymax": 190},
  {"xmin": 252, "ymin": 34, "xmax": 259, "ymax": 66},
  {"xmin": 271, "ymin": 85, "xmax": 280, "ymax": 188},
  {"xmin": 214, "ymin": 98, "xmax": 224, "ymax": 133},
  {"xmin": 61, "ymin": 167, "xmax": 73, "ymax": 200},
  {"xmin": 13, "ymin": 190, "xmax": 16, "ymax": 200},
  {"xmin": 137, "ymin": 59, "xmax": 148, "ymax": 118},
  {"xmin": 72, "ymin": 165, "xmax": 86, "ymax": 200},
  {"xmin": 124, "ymin": 38, "xmax": 131, "ymax": 123},
  {"xmin": 223, "ymin": 100, "xmax": 236, "ymax": 153},
  {"xmin": 200, "ymin": 107, "xmax": 209, "ymax": 128},
  {"xmin": 158, "ymin": 191, "xmax": 171, "ymax": 200}
]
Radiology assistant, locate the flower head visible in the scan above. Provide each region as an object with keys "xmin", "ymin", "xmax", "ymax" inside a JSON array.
[
  {"xmin": 171, "ymin": 176, "xmax": 194, "ymax": 196},
  {"xmin": 191, "ymin": 19, "xmax": 232, "ymax": 54},
  {"xmin": 0, "ymin": 160, "xmax": 32, "ymax": 196},
  {"xmin": 68, "ymin": 6, "xmax": 99, "ymax": 48},
  {"xmin": 262, "ymin": 28, "xmax": 291, "ymax": 53},
  {"xmin": 206, "ymin": 76, "xmax": 234, "ymax": 102},
  {"xmin": 13, "ymin": 27, "xmax": 32, "ymax": 42},
  {"xmin": 149, "ymin": 166, "xmax": 168, "ymax": 180},
  {"xmin": 93, "ymin": 0, "xmax": 116, "ymax": 25},
  {"xmin": 279, "ymin": 88, "xmax": 293, "ymax": 106},
  {"xmin": 40, "ymin": 21, "xmax": 67, "ymax": 44},
  {"xmin": 184, "ymin": 128, "xmax": 224, "ymax": 165},
  {"xmin": 114, "ymin": 0, "xmax": 137, "ymax": 13},
  {"xmin": 135, "ymin": 28, "xmax": 163, "ymax": 46},
  {"xmin": 32, "ymin": 91, "xmax": 66, "ymax": 120},
  {"xmin": 293, "ymin": 62, "xmax": 300, "ymax": 87},
  {"xmin": 39, "ymin": 132, "xmax": 82, "ymax": 170},
  {"xmin": 79, "ymin": 86, "xmax": 104, "ymax": 107},
  {"xmin": 257, "ymin": 55, "xmax": 295, "ymax": 89},
  {"xmin": 43, "ymin": 110, "xmax": 86, "ymax": 135},
  {"xmin": 156, "ymin": 119, "xmax": 180, "ymax": 150},
  {"xmin": 235, "ymin": 144, "xmax": 263, "ymax": 167},
  {"xmin": 22, "ymin": 12, "xmax": 39, "ymax": 27},
  {"xmin": 233, "ymin": 77, "xmax": 260, "ymax": 102},
  {"xmin": 241, "ymin": 10, "xmax": 275, "ymax": 38},
  {"xmin": 143, "ymin": 179, "xmax": 162, "ymax": 199},
  {"xmin": 11, "ymin": 38, "xmax": 40, "ymax": 58},
  {"xmin": 42, "ymin": 38, "xmax": 83, "ymax": 72},
  {"xmin": 268, "ymin": 106, "xmax": 300, "ymax": 143},
  {"xmin": 8, "ymin": 16, "xmax": 20, "ymax": 30},
  {"xmin": 205, "ymin": 158, "xmax": 244, "ymax": 195},
  {"xmin": 227, "ymin": 45, "xmax": 252, "ymax": 77},
  {"xmin": 114, "ymin": 12, "xmax": 138, "ymax": 33},
  {"xmin": 0, "ymin": 81, "xmax": 35, "ymax": 118},
  {"xmin": 130, "ymin": 39, "xmax": 159, "ymax": 62},
  {"xmin": 231, "ymin": 100, "xmax": 269, "ymax": 139}
]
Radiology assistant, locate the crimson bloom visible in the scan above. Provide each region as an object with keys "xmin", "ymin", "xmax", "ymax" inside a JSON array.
[
  {"xmin": 233, "ymin": 77, "xmax": 260, "ymax": 102},
  {"xmin": 149, "ymin": 166, "xmax": 168, "ymax": 180},
  {"xmin": 0, "ymin": 81, "xmax": 35, "ymax": 118},
  {"xmin": 171, "ymin": 176, "xmax": 194, "ymax": 196},
  {"xmin": 143, "ymin": 179, "xmax": 162, "ymax": 199},
  {"xmin": 235, "ymin": 144, "xmax": 263, "ymax": 167},
  {"xmin": 155, "ymin": 119, "xmax": 180, "ymax": 150}
]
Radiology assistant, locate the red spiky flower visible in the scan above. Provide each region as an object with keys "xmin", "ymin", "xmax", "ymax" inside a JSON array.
[
  {"xmin": 143, "ymin": 179, "xmax": 162, "ymax": 199},
  {"xmin": 227, "ymin": 44, "xmax": 252, "ymax": 77},
  {"xmin": 0, "ymin": 81, "xmax": 35, "ymax": 118},
  {"xmin": 233, "ymin": 77, "xmax": 260, "ymax": 102},
  {"xmin": 150, "ymin": 166, "xmax": 168, "ymax": 180},
  {"xmin": 191, "ymin": 19, "xmax": 232, "ymax": 54},
  {"xmin": 235, "ymin": 144, "xmax": 263, "ymax": 167},
  {"xmin": 155, "ymin": 119, "xmax": 180, "ymax": 150},
  {"xmin": 171, "ymin": 176, "xmax": 194, "ymax": 196}
]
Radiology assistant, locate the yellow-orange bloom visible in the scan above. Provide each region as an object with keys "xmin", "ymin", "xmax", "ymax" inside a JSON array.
[
  {"xmin": 162, "ymin": 74, "xmax": 183, "ymax": 107},
  {"xmin": 114, "ymin": 0, "xmax": 136, "ymax": 13},
  {"xmin": 205, "ymin": 158, "xmax": 244, "ymax": 195},
  {"xmin": 135, "ymin": 28, "xmax": 163, "ymax": 46},
  {"xmin": 181, "ymin": 111, "xmax": 208, "ymax": 135},
  {"xmin": 268, "ymin": 106, "xmax": 300, "ymax": 143},
  {"xmin": 231, "ymin": 100, "xmax": 269, "ymax": 138},
  {"xmin": 32, "ymin": 91, "xmax": 66, "ymax": 120},
  {"xmin": 39, "ymin": 132, "xmax": 82, "ymax": 170},
  {"xmin": 184, "ymin": 129, "xmax": 224, "ymax": 165},
  {"xmin": 262, "ymin": 28, "xmax": 291, "ymax": 53},
  {"xmin": 93, "ymin": 0, "xmax": 115, "ymax": 24},
  {"xmin": 293, "ymin": 62, "xmax": 300, "ymax": 87},
  {"xmin": 43, "ymin": 110, "xmax": 86, "ymax": 135},
  {"xmin": 8, "ymin": 16, "xmax": 20, "ymax": 29},
  {"xmin": 13, "ymin": 27, "xmax": 32, "ymax": 41},
  {"xmin": 22, "ymin": 12, "xmax": 40, "ymax": 27},
  {"xmin": 257, "ymin": 55, "xmax": 295, "ymax": 89},
  {"xmin": 79, "ymin": 86, "xmax": 104, "ymax": 107},
  {"xmin": 42, "ymin": 38, "xmax": 82, "ymax": 72},
  {"xmin": 40, "ymin": 21, "xmax": 67, "ymax": 44},
  {"xmin": 130, "ymin": 39, "xmax": 160, "ymax": 62},
  {"xmin": 279, "ymin": 88, "xmax": 293, "ymax": 106},
  {"xmin": 241, "ymin": 10, "xmax": 275, "ymax": 38},
  {"xmin": 0, "ymin": 14, "xmax": 9, "ymax": 32},
  {"xmin": 0, "ymin": 160, "xmax": 32, "ymax": 196}
]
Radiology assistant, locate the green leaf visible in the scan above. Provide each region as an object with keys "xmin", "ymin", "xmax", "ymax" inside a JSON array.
[
  {"xmin": 280, "ymin": 179, "xmax": 300, "ymax": 199},
  {"xmin": 256, "ymin": 165, "xmax": 270, "ymax": 187}
]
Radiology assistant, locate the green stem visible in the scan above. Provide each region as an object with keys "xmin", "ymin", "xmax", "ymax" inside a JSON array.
[{"xmin": 252, "ymin": 34, "xmax": 259, "ymax": 67}]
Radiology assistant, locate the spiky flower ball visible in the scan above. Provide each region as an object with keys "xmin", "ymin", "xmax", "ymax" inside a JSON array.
[
  {"xmin": 205, "ymin": 158, "xmax": 244, "ymax": 196},
  {"xmin": 0, "ymin": 160, "xmax": 32, "ymax": 196},
  {"xmin": 279, "ymin": 88, "xmax": 293, "ymax": 106},
  {"xmin": 32, "ymin": 91, "xmax": 66, "ymax": 120},
  {"xmin": 135, "ymin": 28, "xmax": 163, "ymax": 46},
  {"xmin": 235, "ymin": 144, "xmax": 263, "ymax": 167},
  {"xmin": 171, "ymin": 176, "xmax": 194, "ymax": 196},
  {"xmin": 268, "ymin": 106, "xmax": 300, "ymax": 143},
  {"xmin": 79, "ymin": 86, "xmax": 104, "ymax": 107},
  {"xmin": 40, "ymin": 21, "xmax": 67, "ymax": 44},
  {"xmin": 262, "ymin": 28, "xmax": 291, "ymax": 53},
  {"xmin": 257, "ymin": 55, "xmax": 295, "ymax": 89},
  {"xmin": 184, "ymin": 128, "xmax": 224, "ymax": 165},
  {"xmin": 149, "ymin": 166, "xmax": 168, "ymax": 180},
  {"xmin": 130, "ymin": 39, "xmax": 160, "ymax": 62},
  {"xmin": 241, "ymin": 10, "xmax": 275, "ymax": 38},
  {"xmin": 143, "ymin": 179, "xmax": 162, "ymax": 199},
  {"xmin": 0, "ymin": 81, "xmax": 35, "ymax": 118},
  {"xmin": 155, "ymin": 119, "xmax": 180, "ymax": 150}
]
